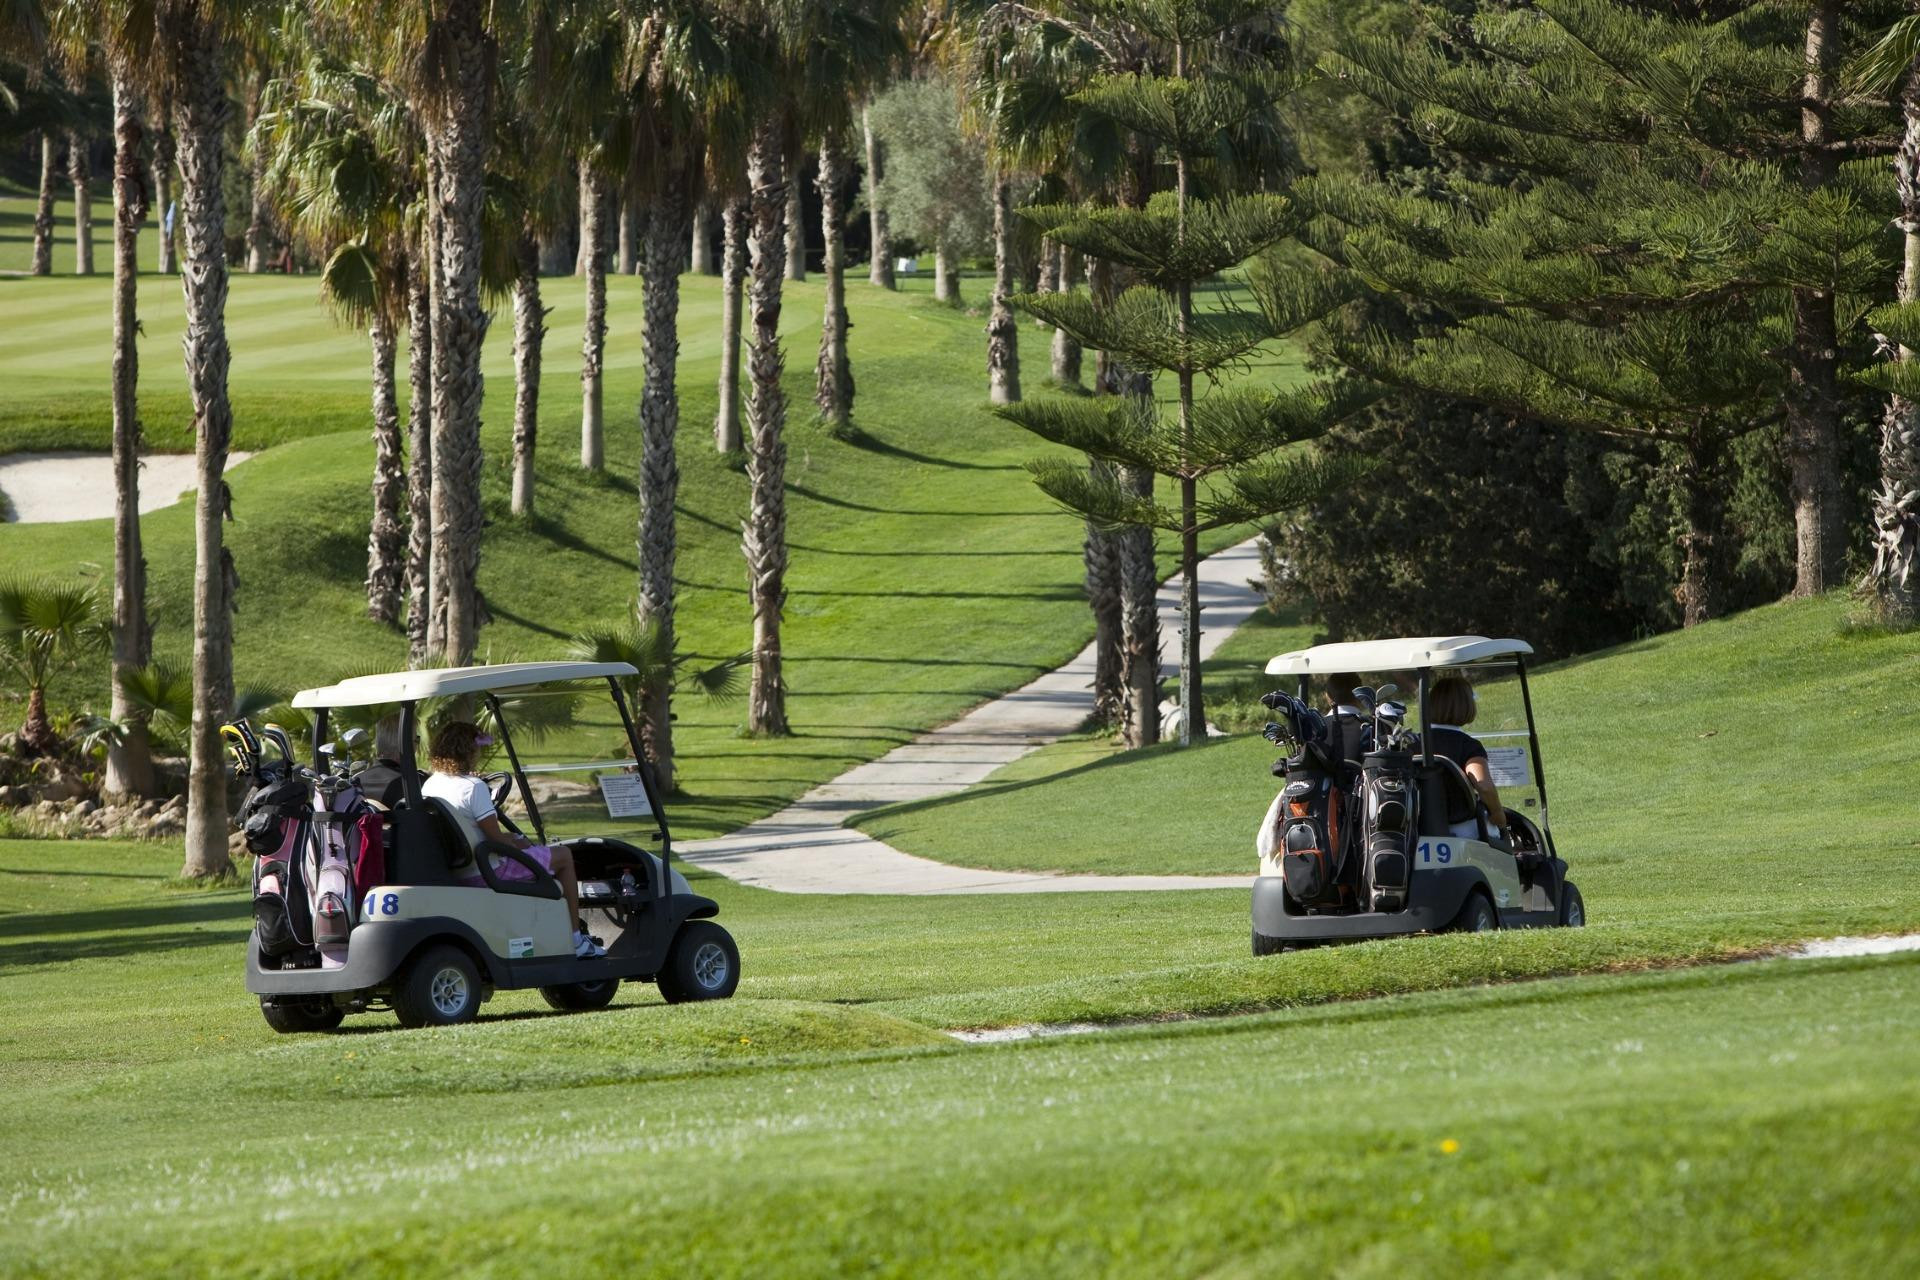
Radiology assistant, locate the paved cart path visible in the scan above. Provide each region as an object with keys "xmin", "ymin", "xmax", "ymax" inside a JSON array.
[{"xmin": 678, "ymin": 538, "xmax": 1267, "ymax": 894}]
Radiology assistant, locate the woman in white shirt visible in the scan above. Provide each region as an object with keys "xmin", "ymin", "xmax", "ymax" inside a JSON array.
[{"xmin": 424, "ymin": 720, "xmax": 604, "ymax": 958}]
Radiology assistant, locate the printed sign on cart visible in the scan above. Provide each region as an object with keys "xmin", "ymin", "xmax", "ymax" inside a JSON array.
[
  {"xmin": 1485, "ymin": 747, "xmax": 1531, "ymax": 789},
  {"xmin": 597, "ymin": 772, "xmax": 653, "ymax": 818}
]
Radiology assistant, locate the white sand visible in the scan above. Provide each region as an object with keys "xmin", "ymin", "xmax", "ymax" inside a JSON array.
[
  {"xmin": 0, "ymin": 451, "xmax": 253, "ymax": 524},
  {"xmin": 1790, "ymin": 934, "xmax": 1920, "ymax": 959}
]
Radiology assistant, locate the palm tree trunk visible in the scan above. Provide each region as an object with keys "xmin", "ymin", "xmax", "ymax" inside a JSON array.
[
  {"xmin": 155, "ymin": 125, "xmax": 178, "ymax": 275},
  {"xmin": 1173, "ymin": 130, "xmax": 1199, "ymax": 745},
  {"xmin": 746, "ymin": 122, "xmax": 791, "ymax": 736},
  {"xmin": 366, "ymin": 310, "xmax": 406, "ymax": 625},
  {"xmin": 511, "ymin": 229, "xmax": 545, "ymax": 517},
  {"xmin": 575, "ymin": 164, "xmax": 591, "ymax": 276},
  {"xmin": 784, "ymin": 159, "xmax": 807, "ymax": 283},
  {"xmin": 32, "ymin": 133, "xmax": 56, "ymax": 276},
  {"xmin": 639, "ymin": 173, "xmax": 690, "ymax": 791},
  {"xmin": 244, "ymin": 74, "xmax": 272, "ymax": 273},
  {"xmin": 1052, "ymin": 244, "xmax": 1082, "ymax": 386},
  {"xmin": 815, "ymin": 134, "xmax": 853, "ymax": 432},
  {"xmin": 405, "ymin": 245, "xmax": 434, "ymax": 666},
  {"xmin": 690, "ymin": 199, "xmax": 716, "ymax": 275},
  {"xmin": 68, "ymin": 131, "xmax": 93, "ymax": 276},
  {"xmin": 422, "ymin": 0, "xmax": 492, "ymax": 668},
  {"xmin": 934, "ymin": 237, "xmax": 959, "ymax": 304},
  {"xmin": 618, "ymin": 189, "xmax": 639, "ymax": 276},
  {"xmin": 1868, "ymin": 65, "xmax": 1920, "ymax": 625},
  {"xmin": 163, "ymin": 2, "xmax": 236, "ymax": 879},
  {"xmin": 717, "ymin": 196, "xmax": 746, "ymax": 453},
  {"xmin": 580, "ymin": 168, "xmax": 608, "ymax": 471},
  {"xmin": 1787, "ymin": 1, "xmax": 1844, "ymax": 595},
  {"xmin": 1034, "ymin": 234, "xmax": 1057, "ymax": 326},
  {"xmin": 988, "ymin": 176, "xmax": 1021, "ymax": 405},
  {"xmin": 105, "ymin": 72, "xmax": 154, "ymax": 800},
  {"xmin": 864, "ymin": 104, "xmax": 894, "ymax": 290},
  {"xmin": 20, "ymin": 686, "xmax": 59, "ymax": 758}
]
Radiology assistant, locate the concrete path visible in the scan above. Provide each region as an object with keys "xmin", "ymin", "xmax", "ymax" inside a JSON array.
[
  {"xmin": 679, "ymin": 537, "xmax": 1267, "ymax": 894},
  {"xmin": 0, "ymin": 451, "xmax": 253, "ymax": 524}
]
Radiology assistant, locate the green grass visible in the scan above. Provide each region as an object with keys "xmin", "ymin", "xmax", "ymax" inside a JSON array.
[{"xmin": 2, "ymin": 835, "xmax": 1916, "ymax": 1277}]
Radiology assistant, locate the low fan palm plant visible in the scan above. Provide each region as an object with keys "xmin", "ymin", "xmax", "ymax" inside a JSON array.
[
  {"xmin": 0, "ymin": 577, "xmax": 107, "ymax": 759},
  {"xmin": 570, "ymin": 618, "xmax": 747, "ymax": 793}
]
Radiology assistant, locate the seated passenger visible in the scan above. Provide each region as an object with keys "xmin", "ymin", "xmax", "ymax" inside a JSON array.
[
  {"xmin": 354, "ymin": 714, "xmax": 420, "ymax": 809},
  {"xmin": 424, "ymin": 721, "xmax": 604, "ymax": 958},
  {"xmin": 1425, "ymin": 675, "xmax": 1507, "ymax": 842}
]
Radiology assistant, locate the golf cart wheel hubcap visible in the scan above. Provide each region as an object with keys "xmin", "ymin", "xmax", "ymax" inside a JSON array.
[
  {"xmin": 692, "ymin": 942, "xmax": 728, "ymax": 989},
  {"xmin": 1568, "ymin": 902, "xmax": 1584, "ymax": 925},
  {"xmin": 429, "ymin": 967, "xmax": 470, "ymax": 1016}
]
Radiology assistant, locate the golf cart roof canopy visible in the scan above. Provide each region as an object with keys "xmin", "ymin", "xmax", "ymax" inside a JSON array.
[
  {"xmin": 291, "ymin": 661, "xmax": 639, "ymax": 709},
  {"xmin": 1264, "ymin": 636, "xmax": 1533, "ymax": 677}
]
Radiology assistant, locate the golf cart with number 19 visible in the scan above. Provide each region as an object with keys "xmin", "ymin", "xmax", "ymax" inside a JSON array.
[
  {"xmin": 1252, "ymin": 636, "xmax": 1583, "ymax": 952},
  {"xmin": 244, "ymin": 661, "xmax": 739, "ymax": 1030}
]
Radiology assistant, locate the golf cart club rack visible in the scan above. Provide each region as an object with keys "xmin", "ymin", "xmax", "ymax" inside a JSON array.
[
  {"xmin": 237, "ymin": 661, "xmax": 740, "ymax": 1031},
  {"xmin": 1253, "ymin": 636, "xmax": 1584, "ymax": 952}
]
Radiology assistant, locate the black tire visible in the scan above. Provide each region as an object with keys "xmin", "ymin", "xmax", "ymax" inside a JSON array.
[
  {"xmin": 1449, "ymin": 891, "xmax": 1498, "ymax": 934},
  {"xmin": 540, "ymin": 978, "xmax": 621, "ymax": 1012},
  {"xmin": 260, "ymin": 997, "xmax": 345, "ymax": 1034},
  {"xmin": 1559, "ymin": 882, "xmax": 1586, "ymax": 927},
  {"xmin": 392, "ymin": 944, "xmax": 482, "ymax": 1029},
  {"xmin": 656, "ymin": 921, "xmax": 740, "ymax": 1004},
  {"xmin": 1253, "ymin": 928, "xmax": 1287, "ymax": 957}
]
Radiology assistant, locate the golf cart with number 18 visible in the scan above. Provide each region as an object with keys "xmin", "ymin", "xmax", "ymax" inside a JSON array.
[{"xmin": 244, "ymin": 661, "xmax": 739, "ymax": 1030}]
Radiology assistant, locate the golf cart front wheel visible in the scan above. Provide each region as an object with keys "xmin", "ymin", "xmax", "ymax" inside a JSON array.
[
  {"xmin": 656, "ymin": 922, "xmax": 740, "ymax": 1003},
  {"xmin": 1559, "ymin": 882, "xmax": 1586, "ymax": 927},
  {"xmin": 393, "ymin": 944, "xmax": 482, "ymax": 1028},
  {"xmin": 540, "ymin": 979, "xmax": 621, "ymax": 1012},
  {"xmin": 260, "ymin": 996, "xmax": 345, "ymax": 1034},
  {"xmin": 1253, "ymin": 928, "xmax": 1286, "ymax": 957},
  {"xmin": 1449, "ymin": 892, "xmax": 1498, "ymax": 934}
]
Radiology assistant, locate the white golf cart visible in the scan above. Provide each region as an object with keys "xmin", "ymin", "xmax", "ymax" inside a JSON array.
[
  {"xmin": 244, "ymin": 661, "xmax": 738, "ymax": 1030},
  {"xmin": 1253, "ymin": 636, "xmax": 1583, "ymax": 952}
]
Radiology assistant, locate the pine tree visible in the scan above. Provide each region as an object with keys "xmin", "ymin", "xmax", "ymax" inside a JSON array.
[{"xmin": 995, "ymin": 0, "xmax": 1371, "ymax": 745}]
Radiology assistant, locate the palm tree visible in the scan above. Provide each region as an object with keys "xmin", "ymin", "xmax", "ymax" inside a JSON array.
[
  {"xmin": 0, "ymin": 577, "xmax": 104, "ymax": 759},
  {"xmin": 32, "ymin": 131, "xmax": 56, "ymax": 274},
  {"xmin": 744, "ymin": 106, "xmax": 793, "ymax": 734},
  {"xmin": 253, "ymin": 56, "xmax": 419, "ymax": 626},
  {"xmin": 862, "ymin": 101, "xmax": 893, "ymax": 288},
  {"xmin": 715, "ymin": 191, "xmax": 748, "ymax": 451},
  {"xmin": 154, "ymin": 119, "xmax": 178, "ymax": 273},
  {"xmin": 569, "ymin": 618, "xmax": 744, "ymax": 787},
  {"xmin": 985, "ymin": 171, "xmax": 1020, "ymax": 403},
  {"xmin": 1851, "ymin": 12, "xmax": 1920, "ymax": 625},
  {"xmin": 66, "ymin": 125, "xmax": 91, "ymax": 274},
  {"xmin": 156, "ymin": 0, "xmax": 243, "ymax": 879}
]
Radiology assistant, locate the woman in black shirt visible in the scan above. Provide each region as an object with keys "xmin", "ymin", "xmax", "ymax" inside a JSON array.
[{"xmin": 1427, "ymin": 676, "xmax": 1507, "ymax": 837}]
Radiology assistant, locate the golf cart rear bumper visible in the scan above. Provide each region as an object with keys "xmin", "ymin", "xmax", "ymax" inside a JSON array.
[{"xmin": 1252, "ymin": 868, "xmax": 1483, "ymax": 942}]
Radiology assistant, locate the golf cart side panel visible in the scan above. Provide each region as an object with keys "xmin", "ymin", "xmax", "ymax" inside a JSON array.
[
  {"xmin": 1253, "ymin": 866, "xmax": 1488, "ymax": 941},
  {"xmin": 246, "ymin": 917, "xmax": 497, "ymax": 997},
  {"xmin": 360, "ymin": 884, "xmax": 574, "ymax": 958}
]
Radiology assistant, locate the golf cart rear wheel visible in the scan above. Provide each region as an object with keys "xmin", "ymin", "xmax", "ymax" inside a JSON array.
[
  {"xmin": 1449, "ymin": 892, "xmax": 1498, "ymax": 934},
  {"xmin": 393, "ymin": 944, "xmax": 482, "ymax": 1028},
  {"xmin": 540, "ymin": 979, "xmax": 621, "ymax": 1012},
  {"xmin": 260, "ymin": 996, "xmax": 345, "ymax": 1034},
  {"xmin": 656, "ymin": 921, "xmax": 740, "ymax": 1004},
  {"xmin": 1559, "ymin": 882, "xmax": 1586, "ymax": 927}
]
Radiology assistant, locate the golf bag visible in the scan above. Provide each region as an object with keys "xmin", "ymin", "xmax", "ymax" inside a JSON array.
[
  {"xmin": 240, "ymin": 770, "xmax": 313, "ymax": 959},
  {"xmin": 1276, "ymin": 762, "xmax": 1350, "ymax": 907},
  {"xmin": 305, "ymin": 781, "xmax": 385, "ymax": 966},
  {"xmin": 1357, "ymin": 748, "xmax": 1418, "ymax": 912}
]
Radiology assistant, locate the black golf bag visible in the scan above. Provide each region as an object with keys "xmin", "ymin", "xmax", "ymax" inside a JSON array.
[
  {"xmin": 1276, "ymin": 762, "xmax": 1351, "ymax": 907},
  {"xmin": 239, "ymin": 769, "xmax": 314, "ymax": 960},
  {"xmin": 1357, "ymin": 748, "xmax": 1419, "ymax": 912}
]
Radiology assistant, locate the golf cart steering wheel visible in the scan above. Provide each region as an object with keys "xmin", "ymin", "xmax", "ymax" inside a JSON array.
[{"xmin": 483, "ymin": 771, "xmax": 515, "ymax": 811}]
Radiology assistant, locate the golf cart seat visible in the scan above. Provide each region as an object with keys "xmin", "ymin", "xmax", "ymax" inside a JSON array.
[
  {"xmin": 397, "ymin": 797, "xmax": 563, "ymax": 900},
  {"xmin": 1420, "ymin": 757, "xmax": 1510, "ymax": 850}
]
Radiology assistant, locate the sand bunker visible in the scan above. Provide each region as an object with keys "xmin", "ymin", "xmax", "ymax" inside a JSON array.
[{"xmin": 0, "ymin": 451, "xmax": 253, "ymax": 524}]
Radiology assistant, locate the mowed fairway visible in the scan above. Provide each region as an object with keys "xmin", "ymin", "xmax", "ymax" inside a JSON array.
[{"xmin": 1, "ymin": 837, "xmax": 1916, "ymax": 1278}]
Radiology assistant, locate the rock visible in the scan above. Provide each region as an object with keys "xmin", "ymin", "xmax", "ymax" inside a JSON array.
[
  {"xmin": 73, "ymin": 798, "xmax": 99, "ymax": 817},
  {"xmin": 137, "ymin": 799, "xmax": 162, "ymax": 818},
  {"xmin": 147, "ymin": 812, "xmax": 185, "ymax": 838},
  {"xmin": 161, "ymin": 795, "xmax": 185, "ymax": 814},
  {"xmin": 33, "ymin": 776, "xmax": 83, "ymax": 803},
  {"xmin": 0, "ymin": 785, "xmax": 17, "ymax": 807}
]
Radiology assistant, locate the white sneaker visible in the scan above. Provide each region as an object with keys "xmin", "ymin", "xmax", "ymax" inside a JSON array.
[{"xmin": 573, "ymin": 931, "xmax": 605, "ymax": 959}]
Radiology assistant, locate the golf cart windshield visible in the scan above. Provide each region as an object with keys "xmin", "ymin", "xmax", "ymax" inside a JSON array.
[{"xmin": 1414, "ymin": 659, "xmax": 1547, "ymax": 829}]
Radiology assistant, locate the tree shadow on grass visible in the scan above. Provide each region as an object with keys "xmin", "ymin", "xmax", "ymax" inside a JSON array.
[
  {"xmin": 836, "ymin": 426, "xmax": 1023, "ymax": 473},
  {"xmin": 0, "ymin": 895, "xmax": 247, "ymax": 941},
  {"xmin": 0, "ymin": 924, "xmax": 243, "ymax": 971},
  {"xmin": 0, "ymin": 865, "xmax": 168, "ymax": 881},
  {"xmin": 786, "ymin": 483, "xmax": 1056, "ymax": 518}
]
